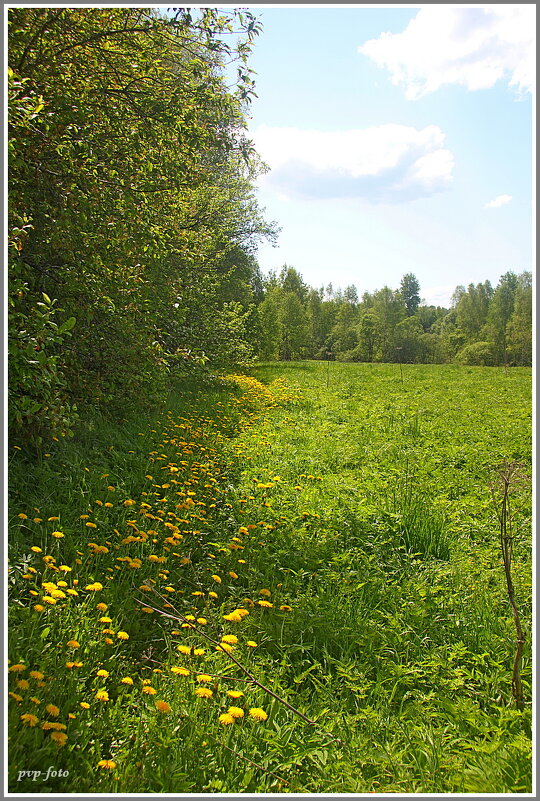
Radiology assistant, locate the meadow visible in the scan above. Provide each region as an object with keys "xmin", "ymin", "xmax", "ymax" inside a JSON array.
[{"xmin": 8, "ymin": 362, "xmax": 532, "ymax": 794}]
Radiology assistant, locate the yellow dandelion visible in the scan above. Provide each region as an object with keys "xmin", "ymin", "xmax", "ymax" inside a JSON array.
[
  {"xmin": 228, "ymin": 706, "xmax": 244, "ymax": 719},
  {"xmin": 229, "ymin": 571, "xmax": 238, "ymax": 579},
  {"xmin": 45, "ymin": 703, "xmax": 60, "ymax": 717},
  {"xmin": 259, "ymin": 588, "xmax": 271, "ymax": 597},
  {"xmin": 8, "ymin": 664, "xmax": 26, "ymax": 672},
  {"xmin": 221, "ymin": 634, "xmax": 238, "ymax": 645},
  {"xmin": 96, "ymin": 669, "xmax": 109, "ymax": 678},
  {"xmin": 103, "ymin": 637, "xmax": 114, "ymax": 645},
  {"xmin": 155, "ymin": 700, "xmax": 171, "ymax": 713},
  {"xmin": 257, "ymin": 600, "xmax": 273, "ymax": 608},
  {"xmin": 219, "ymin": 712, "xmax": 235, "ymax": 725},
  {"xmin": 246, "ymin": 641, "xmax": 258, "ymax": 648},
  {"xmin": 95, "ymin": 689, "xmax": 109, "ymax": 701},
  {"xmin": 211, "ymin": 575, "xmax": 222, "ymax": 584},
  {"xmin": 98, "ymin": 759, "xmax": 116, "ymax": 769},
  {"xmin": 96, "ymin": 603, "xmax": 108, "ymax": 611},
  {"xmin": 170, "ymin": 667, "xmax": 190, "ymax": 676},
  {"xmin": 279, "ymin": 605, "xmax": 293, "ymax": 612},
  {"xmin": 249, "ymin": 707, "xmax": 268, "ymax": 721},
  {"xmin": 142, "ymin": 686, "xmax": 157, "ymax": 695},
  {"xmin": 121, "ymin": 677, "xmax": 134, "ymax": 685},
  {"xmin": 196, "ymin": 617, "xmax": 207, "ymax": 625},
  {"xmin": 30, "ymin": 546, "xmax": 42, "ymax": 553},
  {"xmin": 18, "ymin": 513, "xmax": 28, "ymax": 520},
  {"xmin": 66, "ymin": 640, "xmax": 80, "ymax": 648},
  {"xmin": 50, "ymin": 731, "xmax": 68, "ymax": 746},
  {"xmin": 117, "ymin": 631, "xmax": 129, "ymax": 640},
  {"xmin": 226, "ymin": 690, "xmax": 244, "ymax": 699},
  {"xmin": 194, "ymin": 648, "xmax": 206, "ymax": 656},
  {"xmin": 194, "ymin": 687, "xmax": 213, "ymax": 699},
  {"xmin": 208, "ymin": 591, "xmax": 218, "ymax": 599},
  {"xmin": 51, "ymin": 531, "xmax": 64, "ymax": 539},
  {"xmin": 33, "ymin": 604, "xmax": 45, "ymax": 612},
  {"xmin": 196, "ymin": 674, "xmax": 213, "ymax": 683},
  {"xmin": 30, "ymin": 696, "xmax": 41, "ymax": 704},
  {"xmin": 16, "ymin": 679, "xmax": 30, "ymax": 689},
  {"xmin": 80, "ymin": 702, "xmax": 91, "ymax": 709},
  {"xmin": 20, "ymin": 713, "xmax": 39, "ymax": 727}
]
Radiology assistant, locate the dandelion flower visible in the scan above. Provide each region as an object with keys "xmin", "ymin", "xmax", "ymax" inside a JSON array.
[
  {"xmin": 219, "ymin": 712, "xmax": 235, "ymax": 725},
  {"xmin": 31, "ymin": 546, "xmax": 42, "ymax": 553},
  {"xmin": 257, "ymin": 600, "xmax": 273, "ymax": 608},
  {"xmin": 96, "ymin": 669, "xmax": 109, "ymax": 678},
  {"xmin": 196, "ymin": 618, "xmax": 207, "ymax": 625},
  {"xmin": 229, "ymin": 572, "xmax": 238, "ymax": 579},
  {"xmin": 96, "ymin": 603, "xmax": 108, "ymax": 611},
  {"xmin": 142, "ymin": 686, "xmax": 157, "ymax": 695},
  {"xmin": 30, "ymin": 696, "xmax": 41, "ymax": 704},
  {"xmin": 103, "ymin": 637, "xmax": 114, "ymax": 645},
  {"xmin": 246, "ymin": 641, "xmax": 258, "ymax": 648},
  {"xmin": 259, "ymin": 588, "xmax": 271, "ymax": 597},
  {"xmin": 211, "ymin": 575, "xmax": 222, "ymax": 584},
  {"xmin": 208, "ymin": 591, "xmax": 218, "ymax": 599},
  {"xmin": 80, "ymin": 702, "xmax": 90, "ymax": 709},
  {"xmin": 228, "ymin": 706, "xmax": 244, "ymax": 719},
  {"xmin": 85, "ymin": 582, "xmax": 103, "ymax": 591},
  {"xmin": 50, "ymin": 731, "xmax": 68, "ymax": 746},
  {"xmin": 196, "ymin": 674, "xmax": 212, "ymax": 683},
  {"xmin": 45, "ymin": 704, "xmax": 60, "ymax": 717},
  {"xmin": 117, "ymin": 631, "xmax": 129, "ymax": 640},
  {"xmin": 66, "ymin": 640, "xmax": 80, "ymax": 648},
  {"xmin": 221, "ymin": 634, "xmax": 238, "ymax": 645},
  {"xmin": 177, "ymin": 645, "xmax": 191, "ymax": 655},
  {"xmin": 20, "ymin": 713, "xmax": 39, "ymax": 727},
  {"xmin": 51, "ymin": 531, "xmax": 64, "ymax": 539},
  {"xmin": 42, "ymin": 721, "xmax": 66, "ymax": 731},
  {"xmin": 9, "ymin": 664, "xmax": 26, "ymax": 672},
  {"xmin": 194, "ymin": 687, "xmax": 213, "ymax": 699},
  {"xmin": 226, "ymin": 690, "xmax": 244, "ymax": 699},
  {"xmin": 120, "ymin": 677, "xmax": 133, "ymax": 685},
  {"xmin": 155, "ymin": 700, "xmax": 171, "ymax": 713},
  {"xmin": 95, "ymin": 690, "xmax": 109, "ymax": 702},
  {"xmin": 194, "ymin": 648, "xmax": 205, "ymax": 656},
  {"xmin": 217, "ymin": 642, "xmax": 234, "ymax": 653},
  {"xmin": 98, "ymin": 760, "xmax": 116, "ymax": 769},
  {"xmin": 16, "ymin": 679, "xmax": 30, "ymax": 689},
  {"xmin": 9, "ymin": 692, "xmax": 23, "ymax": 702},
  {"xmin": 33, "ymin": 604, "xmax": 45, "ymax": 612},
  {"xmin": 171, "ymin": 667, "xmax": 190, "ymax": 676},
  {"xmin": 249, "ymin": 707, "xmax": 268, "ymax": 721},
  {"xmin": 279, "ymin": 605, "xmax": 293, "ymax": 612}
]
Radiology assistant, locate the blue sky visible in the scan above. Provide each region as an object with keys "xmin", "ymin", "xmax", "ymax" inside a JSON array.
[{"xmin": 241, "ymin": 5, "xmax": 534, "ymax": 307}]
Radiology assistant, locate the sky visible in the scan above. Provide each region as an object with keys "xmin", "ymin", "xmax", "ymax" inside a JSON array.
[{"xmin": 240, "ymin": 4, "xmax": 534, "ymax": 307}]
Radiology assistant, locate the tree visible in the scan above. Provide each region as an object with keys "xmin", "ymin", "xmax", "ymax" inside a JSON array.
[
  {"xmin": 484, "ymin": 272, "xmax": 519, "ymax": 364},
  {"xmin": 400, "ymin": 273, "xmax": 421, "ymax": 316},
  {"xmin": 506, "ymin": 272, "xmax": 532, "ymax": 366}
]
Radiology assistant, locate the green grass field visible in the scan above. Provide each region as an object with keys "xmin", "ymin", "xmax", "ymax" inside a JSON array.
[{"xmin": 8, "ymin": 362, "xmax": 532, "ymax": 793}]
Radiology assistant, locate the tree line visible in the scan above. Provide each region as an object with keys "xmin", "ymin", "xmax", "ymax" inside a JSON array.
[
  {"xmin": 254, "ymin": 267, "xmax": 532, "ymax": 367},
  {"xmin": 8, "ymin": 8, "xmax": 532, "ymax": 450}
]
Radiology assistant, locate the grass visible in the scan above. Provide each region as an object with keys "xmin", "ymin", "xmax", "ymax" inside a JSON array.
[{"xmin": 8, "ymin": 362, "xmax": 532, "ymax": 793}]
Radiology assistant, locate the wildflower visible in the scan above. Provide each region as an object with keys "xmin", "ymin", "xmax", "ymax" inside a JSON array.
[
  {"xmin": 80, "ymin": 702, "xmax": 90, "ymax": 709},
  {"xmin": 196, "ymin": 674, "xmax": 213, "ymax": 683},
  {"xmin": 194, "ymin": 687, "xmax": 213, "ymax": 699},
  {"xmin": 45, "ymin": 704, "xmax": 60, "ymax": 717},
  {"xmin": 121, "ymin": 677, "xmax": 133, "ymax": 685},
  {"xmin": 42, "ymin": 721, "xmax": 67, "ymax": 731},
  {"xmin": 103, "ymin": 637, "xmax": 114, "ymax": 645},
  {"xmin": 196, "ymin": 617, "xmax": 207, "ymax": 625},
  {"xmin": 66, "ymin": 640, "xmax": 80, "ymax": 648},
  {"xmin": 208, "ymin": 591, "xmax": 218, "ymax": 599},
  {"xmin": 228, "ymin": 706, "xmax": 244, "ymax": 719},
  {"xmin": 95, "ymin": 690, "xmax": 109, "ymax": 701},
  {"xmin": 99, "ymin": 617, "xmax": 112, "ymax": 623},
  {"xmin": 96, "ymin": 603, "xmax": 108, "ymax": 611},
  {"xmin": 194, "ymin": 648, "xmax": 206, "ymax": 656},
  {"xmin": 98, "ymin": 760, "xmax": 116, "ymax": 769},
  {"xmin": 249, "ymin": 707, "xmax": 268, "ymax": 721},
  {"xmin": 259, "ymin": 588, "xmax": 271, "ymax": 597},
  {"xmin": 142, "ymin": 686, "xmax": 157, "ymax": 695},
  {"xmin": 50, "ymin": 589, "xmax": 66, "ymax": 599},
  {"xmin": 18, "ymin": 513, "xmax": 28, "ymax": 520},
  {"xmin": 170, "ymin": 667, "xmax": 190, "ymax": 676},
  {"xmin": 30, "ymin": 546, "xmax": 42, "ymax": 553},
  {"xmin": 246, "ymin": 641, "xmax": 258, "ymax": 648},
  {"xmin": 221, "ymin": 634, "xmax": 238, "ymax": 645},
  {"xmin": 155, "ymin": 700, "xmax": 171, "ymax": 713},
  {"xmin": 229, "ymin": 572, "xmax": 238, "ymax": 579},
  {"xmin": 50, "ymin": 731, "xmax": 68, "ymax": 746},
  {"xmin": 85, "ymin": 582, "xmax": 103, "ymax": 591},
  {"xmin": 51, "ymin": 531, "xmax": 64, "ymax": 539},
  {"xmin": 211, "ymin": 575, "xmax": 222, "ymax": 584},
  {"xmin": 117, "ymin": 631, "xmax": 129, "ymax": 640},
  {"xmin": 33, "ymin": 604, "xmax": 45, "ymax": 612},
  {"xmin": 279, "ymin": 605, "xmax": 293, "ymax": 612},
  {"xmin": 219, "ymin": 712, "xmax": 235, "ymax": 725},
  {"xmin": 30, "ymin": 696, "xmax": 41, "ymax": 704},
  {"xmin": 217, "ymin": 642, "xmax": 234, "ymax": 653},
  {"xmin": 258, "ymin": 600, "xmax": 273, "ymax": 608},
  {"xmin": 20, "ymin": 713, "xmax": 39, "ymax": 727},
  {"xmin": 47, "ymin": 517, "xmax": 60, "ymax": 522},
  {"xmin": 226, "ymin": 690, "xmax": 244, "ymax": 699},
  {"xmin": 177, "ymin": 645, "xmax": 191, "ymax": 655},
  {"xmin": 8, "ymin": 664, "xmax": 26, "ymax": 673},
  {"xmin": 9, "ymin": 693, "xmax": 23, "ymax": 702},
  {"xmin": 96, "ymin": 669, "xmax": 109, "ymax": 678},
  {"xmin": 191, "ymin": 591, "xmax": 204, "ymax": 597},
  {"xmin": 16, "ymin": 679, "xmax": 30, "ymax": 690}
]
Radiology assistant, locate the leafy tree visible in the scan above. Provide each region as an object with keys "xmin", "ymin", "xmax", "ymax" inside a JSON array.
[
  {"xmin": 278, "ymin": 292, "xmax": 308, "ymax": 360},
  {"xmin": 506, "ymin": 272, "xmax": 532, "ymax": 366},
  {"xmin": 400, "ymin": 273, "xmax": 421, "ymax": 316}
]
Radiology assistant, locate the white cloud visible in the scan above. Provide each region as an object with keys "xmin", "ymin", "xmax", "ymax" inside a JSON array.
[
  {"xmin": 252, "ymin": 123, "xmax": 454, "ymax": 202},
  {"xmin": 484, "ymin": 194, "xmax": 513, "ymax": 208},
  {"xmin": 359, "ymin": 6, "xmax": 535, "ymax": 99}
]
